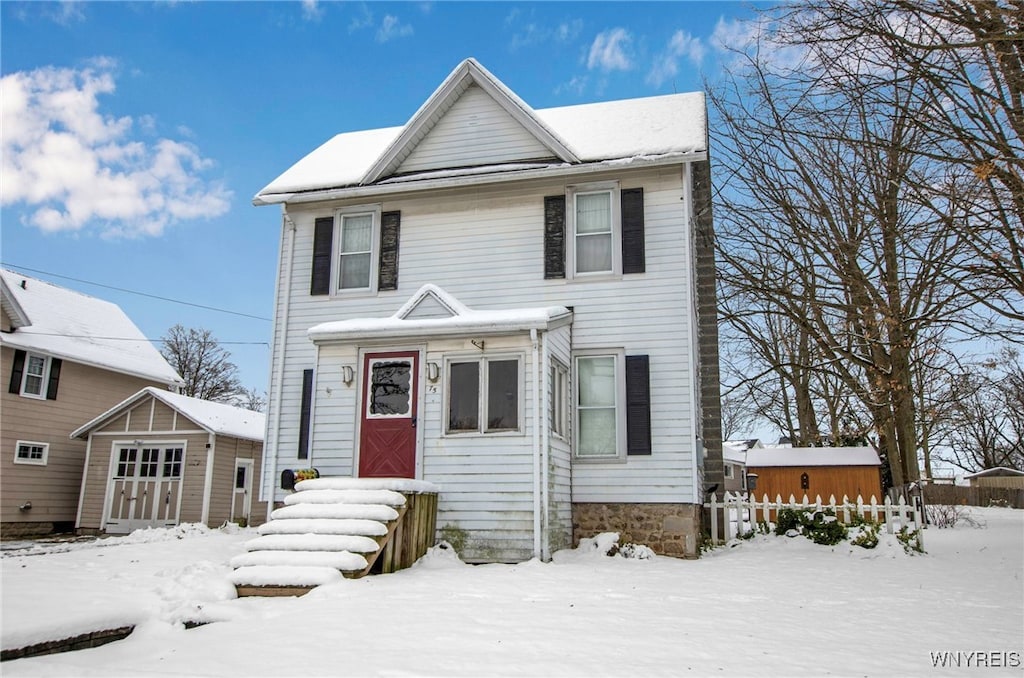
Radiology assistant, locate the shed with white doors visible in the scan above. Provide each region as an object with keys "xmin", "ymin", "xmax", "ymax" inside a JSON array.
[{"xmin": 72, "ymin": 387, "xmax": 267, "ymax": 534}]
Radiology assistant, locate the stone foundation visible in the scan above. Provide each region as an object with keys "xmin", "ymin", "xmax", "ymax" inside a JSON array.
[{"xmin": 572, "ymin": 503, "xmax": 702, "ymax": 559}]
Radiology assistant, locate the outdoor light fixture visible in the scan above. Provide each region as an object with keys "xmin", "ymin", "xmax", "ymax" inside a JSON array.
[
  {"xmin": 427, "ymin": 362, "xmax": 440, "ymax": 383},
  {"xmin": 342, "ymin": 366, "xmax": 355, "ymax": 386}
]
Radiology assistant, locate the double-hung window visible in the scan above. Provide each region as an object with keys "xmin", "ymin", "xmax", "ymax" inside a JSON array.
[
  {"xmin": 338, "ymin": 212, "xmax": 375, "ymax": 291},
  {"xmin": 447, "ymin": 357, "xmax": 521, "ymax": 434},
  {"xmin": 569, "ymin": 182, "xmax": 621, "ymax": 277},
  {"xmin": 574, "ymin": 350, "xmax": 627, "ymax": 460},
  {"xmin": 20, "ymin": 353, "xmax": 49, "ymax": 398},
  {"xmin": 15, "ymin": 441, "xmax": 48, "ymax": 466}
]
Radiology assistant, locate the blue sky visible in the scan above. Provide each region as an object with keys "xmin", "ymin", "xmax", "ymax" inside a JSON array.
[{"xmin": 1, "ymin": 1, "xmax": 760, "ymax": 395}]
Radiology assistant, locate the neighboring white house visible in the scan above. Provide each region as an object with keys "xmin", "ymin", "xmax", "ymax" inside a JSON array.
[{"xmin": 253, "ymin": 58, "xmax": 723, "ymax": 561}]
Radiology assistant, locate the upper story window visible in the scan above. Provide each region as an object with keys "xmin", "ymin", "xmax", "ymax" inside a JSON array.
[
  {"xmin": 545, "ymin": 183, "xmax": 643, "ymax": 281},
  {"xmin": 338, "ymin": 212, "xmax": 376, "ymax": 291},
  {"xmin": 21, "ymin": 353, "xmax": 50, "ymax": 399},
  {"xmin": 309, "ymin": 207, "xmax": 401, "ymax": 297},
  {"xmin": 568, "ymin": 183, "xmax": 621, "ymax": 277}
]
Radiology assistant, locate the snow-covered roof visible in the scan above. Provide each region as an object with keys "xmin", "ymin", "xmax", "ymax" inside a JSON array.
[
  {"xmin": 963, "ymin": 466, "xmax": 1024, "ymax": 479},
  {"xmin": 308, "ymin": 283, "xmax": 572, "ymax": 343},
  {"xmin": 0, "ymin": 269, "xmax": 182, "ymax": 386},
  {"xmin": 72, "ymin": 386, "xmax": 265, "ymax": 442},
  {"xmin": 255, "ymin": 58, "xmax": 706, "ymax": 204},
  {"xmin": 746, "ymin": 446, "xmax": 881, "ymax": 468},
  {"xmin": 722, "ymin": 442, "xmax": 747, "ymax": 464}
]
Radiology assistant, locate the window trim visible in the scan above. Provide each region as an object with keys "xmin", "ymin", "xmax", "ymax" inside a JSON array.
[
  {"xmin": 550, "ymin": 359, "xmax": 569, "ymax": 441},
  {"xmin": 443, "ymin": 353, "xmax": 525, "ymax": 437},
  {"xmin": 19, "ymin": 352, "xmax": 50, "ymax": 399},
  {"xmin": 567, "ymin": 181, "xmax": 622, "ymax": 279},
  {"xmin": 14, "ymin": 440, "xmax": 49, "ymax": 466},
  {"xmin": 573, "ymin": 349, "xmax": 627, "ymax": 462},
  {"xmin": 333, "ymin": 204, "xmax": 382, "ymax": 295}
]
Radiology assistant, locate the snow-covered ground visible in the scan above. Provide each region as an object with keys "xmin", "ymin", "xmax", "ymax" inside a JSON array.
[{"xmin": 2, "ymin": 507, "xmax": 1021, "ymax": 677}]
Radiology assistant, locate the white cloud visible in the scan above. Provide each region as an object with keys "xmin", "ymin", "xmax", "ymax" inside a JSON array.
[
  {"xmin": 1, "ymin": 62, "xmax": 231, "ymax": 239},
  {"xmin": 586, "ymin": 28, "xmax": 633, "ymax": 72},
  {"xmin": 710, "ymin": 17, "xmax": 807, "ymax": 72},
  {"xmin": 554, "ymin": 75, "xmax": 588, "ymax": 97},
  {"xmin": 507, "ymin": 11, "xmax": 582, "ymax": 50},
  {"xmin": 45, "ymin": 1, "xmax": 85, "ymax": 25},
  {"xmin": 348, "ymin": 4, "xmax": 374, "ymax": 32},
  {"xmin": 647, "ymin": 30, "xmax": 706, "ymax": 87},
  {"xmin": 301, "ymin": 0, "xmax": 324, "ymax": 22},
  {"xmin": 376, "ymin": 14, "xmax": 413, "ymax": 42}
]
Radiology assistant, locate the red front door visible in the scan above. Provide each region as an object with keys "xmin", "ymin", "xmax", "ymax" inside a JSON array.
[{"xmin": 359, "ymin": 351, "xmax": 418, "ymax": 478}]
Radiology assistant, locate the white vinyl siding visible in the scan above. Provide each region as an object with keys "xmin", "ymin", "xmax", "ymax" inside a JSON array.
[
  {"xmin": 273, "ymin": 165, "xmax": 699, "ymax": 519},
  {"xmin": 399, "ymin": 85, "xmax": 554, "ymax": 174}
]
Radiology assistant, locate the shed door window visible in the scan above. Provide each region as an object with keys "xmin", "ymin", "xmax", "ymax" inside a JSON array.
[{"xmin": 162, "ymin": 448, "xmax": 183, "ymax": 478}]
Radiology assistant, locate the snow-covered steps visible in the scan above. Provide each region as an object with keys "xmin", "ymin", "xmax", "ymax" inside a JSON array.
[{"xmin": 232, "ymin": 478, "xmax": 440, "ymax": 597}]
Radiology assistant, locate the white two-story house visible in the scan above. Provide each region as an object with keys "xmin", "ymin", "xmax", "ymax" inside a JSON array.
[{"xmin": 254, "ymin": 58, "xmax": 724, "ymax": 561}]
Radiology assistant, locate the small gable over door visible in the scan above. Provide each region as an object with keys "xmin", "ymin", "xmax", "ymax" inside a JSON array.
[{"xmin": 398, "ymin": 85, "xmax": 556, "ymax": 174}]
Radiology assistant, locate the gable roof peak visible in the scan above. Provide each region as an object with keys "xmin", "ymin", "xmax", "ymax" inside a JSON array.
[{"xmin": 360, "ymin": 58, "xmax": 579, "ymax": 185}]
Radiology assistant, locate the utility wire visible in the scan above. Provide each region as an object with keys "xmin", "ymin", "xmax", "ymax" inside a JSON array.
[
  {"xmin": 1, "ymin": 331, "xmax": 269, "ymax": 346},
  {"xmin": 1, "ymin": 263, "xmax": 272, "ymax": 322}
]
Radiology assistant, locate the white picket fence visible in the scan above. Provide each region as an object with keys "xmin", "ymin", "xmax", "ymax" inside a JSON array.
[{"xmin": 704, "ymin": 492, "xmax": 924, "ymax": 546}]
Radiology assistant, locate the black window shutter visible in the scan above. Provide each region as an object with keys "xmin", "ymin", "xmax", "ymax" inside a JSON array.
[
  {"xmin": 8, "ymin": 349, "xmax": 26, "ymax": 394},
  {"xmin": 378, "ymin": 211, "xmax": 401, "ymax": 291},
  {"xmin": 298, "ymin": 369, "xmax": 314, "ymax": 460},
  {"xmin": 621, "ymin": 188, "xmax": 645, "ymax": 274},
  {"xmin": 310, "ymin": 217, "xmax": 334, "ymax": 296},
  {"xmin": 45, "ymin": 358, "xmax": 62, "ymax": 400},
  {"xmin": 544, "ymin": 195, "xmax": 566, "ymax": 279},
  {"xmin": 625, "ymin": 354, "xmax": 652, "ymax": 455}
]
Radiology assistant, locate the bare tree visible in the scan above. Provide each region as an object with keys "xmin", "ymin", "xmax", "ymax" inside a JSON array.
[
  {"xmin": 236, "ymin": 386, "xmax": 267, "ymax": 413},
  {"xmin": 709, "ymin": 4, "xmax": 994, "ymax": 487},
  {"xmin": 160, "ymin": 325, "xmax": 244, "ymax": 403},
  {"xmin": 780, "ymin": 0, "xmax": 1023, "ymax": 327},
  {"xmin": 936, "ymin": 348, "xmax": 1024, "ymax": 471}
]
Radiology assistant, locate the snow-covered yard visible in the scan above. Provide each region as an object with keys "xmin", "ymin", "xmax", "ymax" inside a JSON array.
[{"xmin": 2, "ymin": 507, "xmax": 1021, "ymax": 677}]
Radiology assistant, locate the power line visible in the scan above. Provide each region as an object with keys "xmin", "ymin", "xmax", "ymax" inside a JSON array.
[
  {"xmin": 1, "ymin": 263, "xmax": 272, "ymax": 322},
  {"xmin": 2, "ymin": 331, "xmax": 269, "ymax": 346}
]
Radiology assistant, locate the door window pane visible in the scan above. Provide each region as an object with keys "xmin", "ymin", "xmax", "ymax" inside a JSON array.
[
  {"xmin": 339, "ymin": 214, "xmax": 373, "ymax": 289},
  {"xmin": 235, "ymin": 465, "xmax": 247, "ymax": 489},
  {"xmin": 163, "ymin": 448, "xmax": 183, "ymax": 478},
  {"xmin": 369, "ymin": 361, "xmax": 411, "ymax": 415},
  {"xmin": 448, "ymin": 362, "xmax": 479, "ymax": 431},
  {"xmin": 487, "ymin": 360, "xmax": 518, "ymax": 431},
  {"xmin": 117, "ymin": 448, "xmax": 138, "ymax": 478}
]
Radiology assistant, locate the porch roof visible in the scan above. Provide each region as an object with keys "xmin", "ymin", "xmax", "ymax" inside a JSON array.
[
  {"xmin": 308, "ymin": 306, "xmax": 573, "ymax": 343},
  {"xmin": 308, "ymin": 284, "xmax": 572, "ymax": 343}
]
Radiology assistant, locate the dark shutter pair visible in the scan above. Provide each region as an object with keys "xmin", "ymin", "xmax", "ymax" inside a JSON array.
[
  {"xmin": 8, "ymin": 349, "xmax": 61, "ymax": 400},
  {"xmin": 310, "ymin": 212, "xmax": 401, "ymax": 295},
  {"xmin": 544, "ymin": 188, "xmax": 645, "ymax": 279}
]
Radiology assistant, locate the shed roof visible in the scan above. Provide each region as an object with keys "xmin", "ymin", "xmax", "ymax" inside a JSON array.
[
  {"xmin": 72, "ymin": 387, "xmax": 265, "ymax": 442},
  {"xmin": 255, "ymin": 58, "xmax": 706, "ymax": 204},
  {"xmin": 746, "ymin": 446, "xmax": 881, "ymax": 468},
  {"xmin": 963, "ymin": 466, "xmax": 1024, "ymax": 479},
  {"xmin": 0, "ymin": 269, "xmax": 182, "ymax": 386}
]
